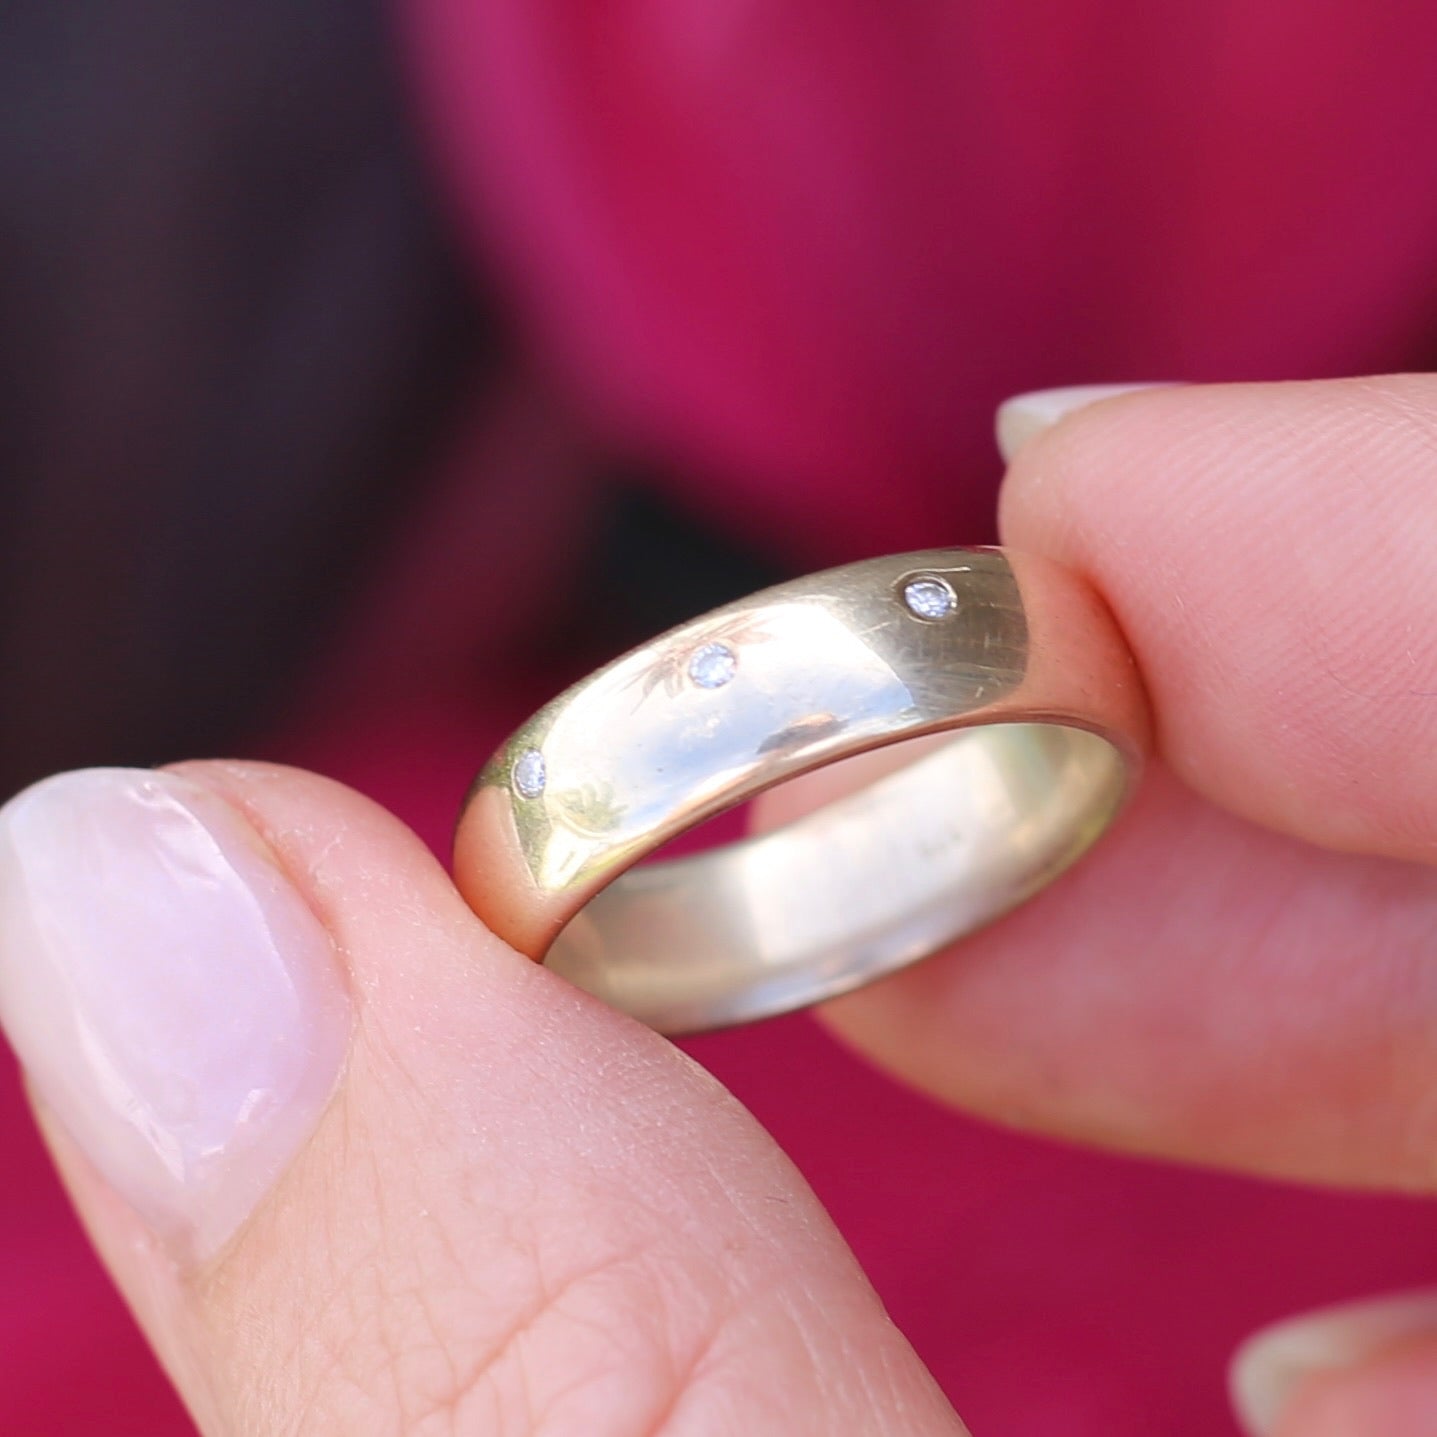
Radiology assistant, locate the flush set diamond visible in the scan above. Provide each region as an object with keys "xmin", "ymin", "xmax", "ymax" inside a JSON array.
[
  {"xmin": 510, "ymin": 579, "xmax": 958, "ymax": 802},
  {"xmin": 687, "ymin": 641, "xmax": 738, "ymax": 689},
  {"xmin": 512, "ymin": 748, "xmax": 547, "ymax": 799},
  {"xmin": 902, "ymin": 576, "xmax": 957, "ymax": 620}
]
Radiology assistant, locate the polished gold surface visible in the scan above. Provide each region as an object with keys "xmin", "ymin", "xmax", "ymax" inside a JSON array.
[{"xmin": 454, "ymin": 547, "xmax": 1150, "ymax": 1033}]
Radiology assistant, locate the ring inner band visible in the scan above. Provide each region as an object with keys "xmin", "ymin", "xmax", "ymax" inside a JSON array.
[{"xmin": 545, "ymin": 722, "xmax": 1125, "ymax": 1033}]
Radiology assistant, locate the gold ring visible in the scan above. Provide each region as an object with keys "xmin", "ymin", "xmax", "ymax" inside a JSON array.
[{"xmin": 454, "ymin": 547, "xmax": 1150, "ymax": 1034}]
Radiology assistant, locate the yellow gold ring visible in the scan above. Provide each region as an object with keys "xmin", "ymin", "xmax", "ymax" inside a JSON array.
[{"xmin": 454, "ymin": 547, "xmax": 1150, "ymax": 1034}]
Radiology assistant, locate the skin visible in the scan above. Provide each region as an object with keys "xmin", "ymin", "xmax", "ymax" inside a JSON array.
[{"xmin": 29, "ymin": 374, "xmax": 1437, "ymax": 1433}]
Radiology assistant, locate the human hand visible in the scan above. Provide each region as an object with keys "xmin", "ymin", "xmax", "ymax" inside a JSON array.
[
  {"xmin": 0, "ymin": 761, "xmax": 967, "ymax": 1435},
  {"xmin": 1, "ymin": 376, "xmax": 1433, "ymax": 1436},
  {"xmin": 772, "ymin": 375, "xmax": 1437, "ymax": 1436}
]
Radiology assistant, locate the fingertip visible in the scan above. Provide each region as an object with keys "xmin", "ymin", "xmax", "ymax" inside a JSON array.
[
  {"xmin": 0, "ymin": 765, "xmax": 353, "ymax": 1262},
  {"xmin": 1231, "ymin": 1293, "xmax": 1437, "ymax": 1436},
  {"xmin": 996, "ymin": 375, "xmax": 1437, "ymax": 860},
  {"xmin": 994, "ymin": 382, "xmax": 1170, "ymax": 465},
  {"xmin": 996, "ymin": 379, "xmax": 1206, "ymax": 553}
]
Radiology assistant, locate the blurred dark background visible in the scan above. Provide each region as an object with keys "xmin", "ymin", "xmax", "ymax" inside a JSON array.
[
  {"xmin": 0, "ymin": 0, "xmax": 481, "ymax": 796},
  {"xmin": 7, "ymin": 3, "xmax": 1437, "ymax": 1434}
]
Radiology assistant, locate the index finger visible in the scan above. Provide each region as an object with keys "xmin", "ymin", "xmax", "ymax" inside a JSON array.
[
  {"xmin": 1003, "ymin": 374, "xmax": 1437, "ymax": 862},
  {"xmin": 766, "ymin": 377, "xmax": 1437, "ymax": 1190}
]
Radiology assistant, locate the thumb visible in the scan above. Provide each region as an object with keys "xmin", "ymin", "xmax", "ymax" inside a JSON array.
[{"xmin": 0, "ymin": 762, "xmax": 963, "ymax": 1436}]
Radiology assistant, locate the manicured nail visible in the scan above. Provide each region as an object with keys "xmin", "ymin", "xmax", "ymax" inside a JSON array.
[
  {"xmin": 0, "ymin": 768, "xmax": 350, "ymax": 1258},
  {"xmin": 1230, "ymin": 1291, "xmax": 1437, "ymax": 1434},
  {"xmin": 995, "ymin": 383, "xmax": 1168, "ymax": 463}
]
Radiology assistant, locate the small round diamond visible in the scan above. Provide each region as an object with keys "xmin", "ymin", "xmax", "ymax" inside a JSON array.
[
  {"xmin": 902, "ymin": 577, "xmax": 956, "ymax": 621},
  {"xmin": 688, "ymin": 641, "xmax": 738, "ymax": 689},
  {"xmin": 512, "ymin": 748, "xmax": 547, "ymax": 799}
]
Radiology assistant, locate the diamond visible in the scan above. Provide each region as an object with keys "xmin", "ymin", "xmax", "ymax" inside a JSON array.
[
  {"xmin": 688, "ymin": 641, "xmax": 737, "ymax": 689},
  {"xmin": 512, "ymin": 748, "xmax": 547, "ymax": 799},
  {"xmin": 902, "ymin": 577, "xmax": 956, "ymax": 620}
]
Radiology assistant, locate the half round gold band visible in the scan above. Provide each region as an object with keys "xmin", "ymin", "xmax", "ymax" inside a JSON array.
[{"xmin": 453, "ymin": 547, "xmax": 1150, "ymax": 1034}]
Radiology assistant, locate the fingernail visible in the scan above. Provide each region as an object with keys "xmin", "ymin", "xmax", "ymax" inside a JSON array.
[
  {"xmin": 1230, "ymin": 1291, "xmax": 1437, "ymax": 1434},
  {"xmin": 0, "ymin": 768, "xmax": 350, "ymax": 1259},
  {"xmin": 995, "ymin": 382, "xmax": 1168, "ymax": 463}
]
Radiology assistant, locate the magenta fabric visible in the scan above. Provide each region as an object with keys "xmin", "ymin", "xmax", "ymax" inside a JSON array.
[
  {"xmin": 7, "ymin": 6, "xmax": 1437, "ymax": 1434},
  {"xmin": 401, "ymin": 0, "xmax": 1437, "ymax": 560}
]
